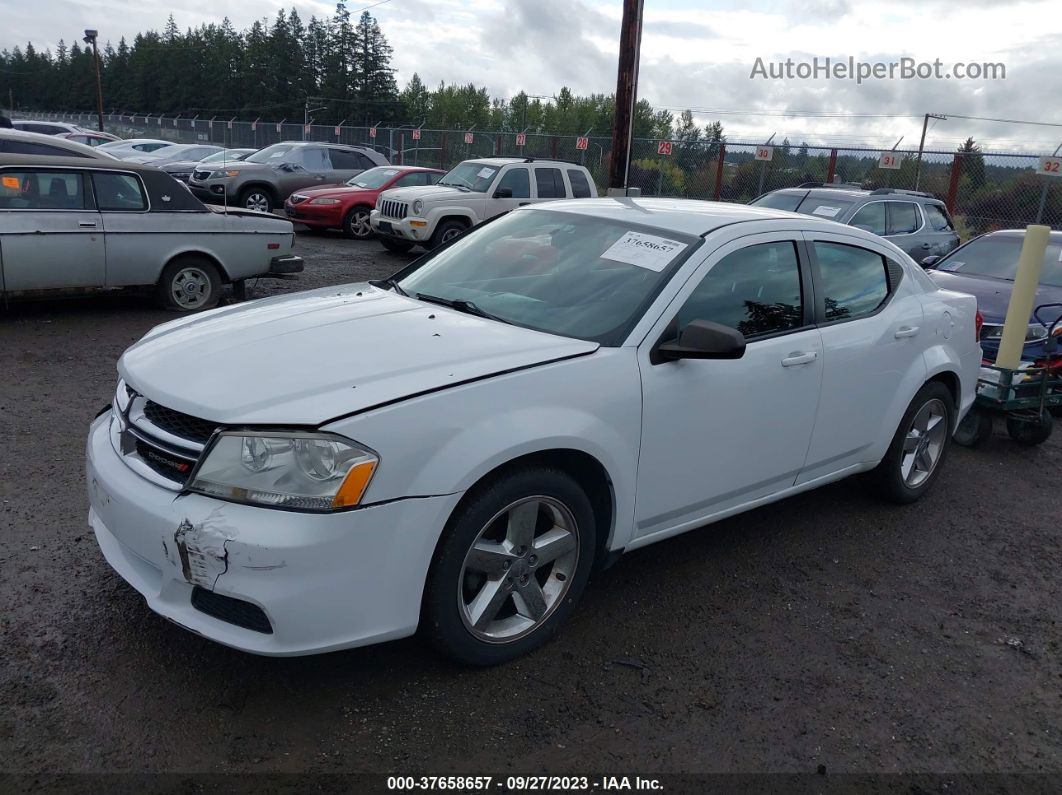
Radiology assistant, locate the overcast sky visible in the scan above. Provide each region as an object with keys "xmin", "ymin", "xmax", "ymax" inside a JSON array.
[{"xmin": 4, "ymin": 0, "xmax": 1061, "ymax": 151}]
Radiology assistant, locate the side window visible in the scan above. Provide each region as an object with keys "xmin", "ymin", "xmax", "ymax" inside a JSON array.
[
  {"xmin": 426, "ymin": 172, "xmax": 442, "ymax": 185},
  {"xmin": 0, "ymin": 170, "xmax": 88, "ymax": 210},
  {"xmin": 496, "ymin": 167, "xmax": 531, "ymax": 198},
  {"xmin": 567, "ymin": 169, "xmax": 592, "ymax": 198},
  {"xmin": 92, "ymin": 172, "xmax": 148, "ymax": 211},
  {"xmin": 849, "ymin": 202, "xmax": 886, "ymax": 235},
  {"xmin": 1, "ymin": 140, "xmax": 90, "ymax": 158},
  {"xmin": 813, "ymin": 242, "xmax": 889, "ymax": 321},
  {"xmin": 394, "ymin": 172, "xmax": 427, "ymax": 187},
  {"xmin": 534, "ymin": 167, "xmax": 564, "ymax": 198},
  {"xmin": 300, "ymin": 147, "xmax": 332, "ymax": 171},
  {"xmin": 676, "ymin": 241, "xmax": 804, "ymax": 338},
  {"xmin": 887, "ymin": 202, "xmax": 920, "ymax": 234},
  {"xmin": 328, "ymin": 149, "xmax": 367, "ymax": 170},
  {"xmin": 924, "ymin": 204, "xmax": 954, "ymax": 232}
]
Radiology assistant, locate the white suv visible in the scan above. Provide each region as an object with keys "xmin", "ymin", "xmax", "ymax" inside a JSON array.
[{"xmin": 370, "ymin": 157, "xmax": 598, "ymax": 252}]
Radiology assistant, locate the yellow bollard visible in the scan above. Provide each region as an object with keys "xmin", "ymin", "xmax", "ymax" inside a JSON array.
[{"xmin": 994, "ymin": 224, "xmax": 1050, "ymax": 369}]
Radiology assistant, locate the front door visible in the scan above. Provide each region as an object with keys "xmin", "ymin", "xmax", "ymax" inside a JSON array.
[
  {"xmin": 487, "ymin": 166, "xmax": 532, "ymax": 219},
  {"xmin": 635, "ymin": 234, "xmax": 824, "ymax": 541},
  {"xmin": 0, "ymin": 167, "xmax": 105, "ymax": 291}
]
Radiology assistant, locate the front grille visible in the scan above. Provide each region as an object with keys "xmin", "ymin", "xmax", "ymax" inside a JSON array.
[
  {"xmin": 134, "ymin": 438, "xmax": 196, "ymax": 480},
  {"xmin": 191, "ymin": 587, "xmax": 273, "ymax": 634},
  {"xmin": 192, "ymin": 169, "xmax": 210, "ymax": 181},
  {"xmin": 289, "ymin": 193, "xmax": 308, "ymax": 204},
  {"xmin": 379, "ymin": 199, "xmax": 408, "ymax": 219},
  {"xmin": 143, "ymin": 401, "xmax": 219, "ymax": 445}
]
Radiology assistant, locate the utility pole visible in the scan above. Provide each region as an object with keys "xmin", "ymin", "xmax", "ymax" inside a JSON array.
[
  {"xmin": 83, "ymin": 29, "xmax": 104, "ymax": 132},
  {"xmin": 914, "ymin": 113, "xmax": 946, "ymax": 191},
  {"xmin": 607, "ymin": 0, "xmax": 644, "ymax": 192}
]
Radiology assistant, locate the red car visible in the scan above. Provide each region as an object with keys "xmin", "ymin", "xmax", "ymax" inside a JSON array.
[{"xmin": 285, "ymin": 166, "xmax": 444, "ymax": 239}]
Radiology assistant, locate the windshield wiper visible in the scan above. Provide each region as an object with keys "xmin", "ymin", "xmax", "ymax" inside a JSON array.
[
  {"xmin": 438, "ymin": 181, "xmax": 471, "ymax": 191},
  {"xmin": 415, "ymin": 293, "xmax": 511, "ymax": 324},
  {"xmin": 368, "ymin": 278, "xmax": 408, "ymax": 296}
]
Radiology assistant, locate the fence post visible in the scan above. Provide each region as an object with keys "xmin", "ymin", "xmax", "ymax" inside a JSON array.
[
  {"xmin": 826, "ymin": 149, "xmax": 838, "ymax": 184},
  {"xmin": 398, "ymin": 133, "xmax": 404, "ymax": 166},
  {"xmin": 946, "ymin": 153, "xmax": 963, "ymax": 214},
  {"xmin": 495, "ymin": 134, "xmax": 502, "ymax": 156},
  {"xmin": 713, "ymin": 144, "xmax": 726, "ymax": 201},
  {"xmin": 440, "ymin": 133, "xmax": 448, "ymax": 169},
  {"xmin": 551, "ymin": 137, "xmax": 558, "ymax": 159}
]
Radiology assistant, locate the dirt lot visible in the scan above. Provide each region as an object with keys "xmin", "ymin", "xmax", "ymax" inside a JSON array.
[{"xmin": 1, "ymin": 231, "xmax": 1061, "ymax": 785}]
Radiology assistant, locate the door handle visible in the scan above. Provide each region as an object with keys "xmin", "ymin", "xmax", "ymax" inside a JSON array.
[
  {"xmin": 78, "ymin": 221, "xmax": 97, "ymax": 228},
  {"xmin": 781, "ymin": 351, "xmax": 818, "ymax": 367},
  {"xmin": 894, "ymin": 325, "xmax": 920, "ymax": 339}
]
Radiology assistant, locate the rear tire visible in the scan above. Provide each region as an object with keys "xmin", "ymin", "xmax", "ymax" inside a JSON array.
[
  {"xmin": 379, "ymin": 236, "xmax": 414, "ymax": 254},
  {"xmin": 423, "ymin": 467, "xmax": 596, "ymax": 666},
  {"xmin": 953, "ymin": 406, "xmax": 993, "ymax": 448},
  {"xmin": 1006, "ymin": 412, "xmax": 1053, "ymax": 445},
  {"xmin": 157, "ymin": 257, "xmax": 221, "ymax": 313},
  {"xmin": 428, "ymin": 219, "xmax": 468, "ymax": 250},
  {"xmin": 869, "ymin": 382, "xmax": 954, "ymax": 504},
  {"xmin": 343, "ymin": 206, "xmax": 373, "ymax": 239}
]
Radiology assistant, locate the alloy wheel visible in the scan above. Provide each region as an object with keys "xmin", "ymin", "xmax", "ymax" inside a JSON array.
[
  {"xmin": 458, "ymin": 496, "xmax": 579, "ymax": 643},
  {"xmin": 348, "ymin": 209, "xmax": 372, "ymax": 238},
  {"xmin": 900, "ymin": 398, "xmax": 948, "ymax": 487},
  {"xmin": 244, "ymin": 192, "xmax": 271, "ymax": 212}
]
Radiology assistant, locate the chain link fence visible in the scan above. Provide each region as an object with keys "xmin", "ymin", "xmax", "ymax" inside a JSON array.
[{"xmin": 21, "ymin": 111, "xmax": 1062, "ymax": 237}]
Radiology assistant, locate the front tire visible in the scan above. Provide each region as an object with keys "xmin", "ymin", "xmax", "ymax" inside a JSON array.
[
  {"xmin": 157, "ymin": 257, "xmax": 221, "ymax": 312},
  {"xmin": 424, "ymin": 467, "xmax": 596, "ymax": 665},
  {"xmin": 953, "ymin": 406, "xmax": 993, "ymax": 448},
  {"xmin": 238, "ymin": 187, "xmax": 274, "ymax": 214},
  {"xmin": 428, "ymin": 219, "xmax": 468, "ymax": 250},
  {"xmin": 869, "ymin": 382, "xmax": 954, "ymax": 504},
  {"xmin": 343, "ymin": 206, "xmax": 373, "ymax": 239}
]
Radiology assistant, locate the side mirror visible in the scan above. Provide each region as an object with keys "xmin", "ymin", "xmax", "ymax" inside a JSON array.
[
  {"xmin": 656, "ymin": 319, "xmax": 746, "ymax": 362},
  {"xmin": 920, "ymin": 255, "xmax": 940, "ymax": 268},
  {"xmin": 494, "ymin": 187, "xmax": 513, "ymax": 199}
]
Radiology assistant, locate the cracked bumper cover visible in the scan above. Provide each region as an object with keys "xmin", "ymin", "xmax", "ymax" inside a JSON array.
[{"xmin": 85, "ymin": 414, "xmax": 462, "ymax": 656}]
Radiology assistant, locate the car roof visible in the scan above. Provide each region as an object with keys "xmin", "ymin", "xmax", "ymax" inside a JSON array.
[
  {"xmin": 463, "ymin": 157, "xmax": 585, "ymax": 168},
  {"xmin": 101, "ymin": 138, "xmax": 170, "ymax": 145},
  {"xmin": 0, "ymin": 153, "xmax": 177, "ymax": 173},
  {"xmin": 771, "ymin": 186, "xmax": 944, "ymax": 204},
  {"xmin": 0, "ymin": 129, "xmax": 114, "ymax": 159},
  {"xmin": 528, "ymin": 197, "xmax": 858, "ymax": 237},
  {"xmin": 985, "ymin": 229, "xmax": 1062, "ymax": 240}
]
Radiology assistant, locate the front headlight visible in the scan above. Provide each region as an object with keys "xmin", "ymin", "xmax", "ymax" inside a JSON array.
[
  {"xmin": 208, "ymin": 169, "xmax": 239, "ymax": 179},
  {"xmin": 412, "ymin": 199, "xmax": 424, "ymax": 215},
  {"xmin": 189, "ymin": 431, "xmax": 378, "ymax": 511},
  {"xmin": 309, "ymin": 197, "xmax": 341, "ymax": 205}
]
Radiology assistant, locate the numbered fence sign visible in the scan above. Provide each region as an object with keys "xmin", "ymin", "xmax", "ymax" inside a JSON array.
[
  {"xmin": 879, "ymin": 152, "xmax": 902, "ymax": 170},
  {"xmin": 576, "ymin": 136, "xmax": 589, "ymax": 151},
  {"xmin": 1038, "ymin": 156, "xmax": 1062, "ymax": 177},
  {"xmin": 276, "ymin": 122, "xmax": 282, "ymax": 133},
  {"xmin": 369, "ymin": 127, "xmax": 377, "ymax": 138},
  {"xmin": 335, "ymin": 125, "xmax": 341, "ymax": 136},
  {"xmin": 304, "ymin": 123, "xmax": 311, "ymax": 134},
  {"xmin": 657, "ymin": 140, "xmax": 673, "ymax": 156},
  {"xmin": 754, "ymin": 146, "xmax": 773, "ymax": 162},
  {"xmin": 227, "ymin": 120, "xmax": 233, "ymax": 130},
  {"xmin": 251, "ymin": 121, "xmax": 257, "ymax": 132},
  {"xmin": 412, "ymin": 128, "xmax": 421, "ymax": 140},
  {"xmin": 515, "ymin": 132, "xmax": 526, "ymax": 146},
  {"xmin": 464, "ymin": 132, "xmax": 474, "ymax": 144},
  {"xmin": 173, "ymin": 117, "xmax": 178, "ymax": 127}
]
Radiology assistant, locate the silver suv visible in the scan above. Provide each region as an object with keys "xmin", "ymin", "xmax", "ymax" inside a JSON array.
[
  {"xmin": 751, "ymin": 184, "xmax": 960, "ymax": 262},
  {"xmin": 188, "ymin": 141, "xmax": 389, "ymax": 213}
]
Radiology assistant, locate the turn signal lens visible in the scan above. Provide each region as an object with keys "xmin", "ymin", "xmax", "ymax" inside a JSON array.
[{"xmin": 332, "ymin": 460, "xmax": 378, "ymax": 508}]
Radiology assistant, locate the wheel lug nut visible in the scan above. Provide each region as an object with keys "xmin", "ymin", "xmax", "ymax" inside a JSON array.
[
  {"xmin": 503, "ymin": 560, "xmax": 510, "ymax": 570},
  {"xmin": 529, "ymin": 555, "xmax": 537, "ymax": 565}
]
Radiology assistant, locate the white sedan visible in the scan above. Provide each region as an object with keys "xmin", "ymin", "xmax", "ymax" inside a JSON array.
[{"xmin": 86, "ymin": 199, "xmax": 981, "ymax": 664}]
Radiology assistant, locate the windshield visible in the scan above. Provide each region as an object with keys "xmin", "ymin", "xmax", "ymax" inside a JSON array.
[
  {"xmin": 935, "ymin": 235, "xmax": 1062, "ymax": 287},
  {"xmin": 394, "ymin": 209, "xmax": 699, "ymax": 345},
  {"xmin": 199, "ymin": 150, "xmax": 251, "ymax": 165},
  {"xmin": 750, "ymin": 191, "xmax": 807, "ymax": 212},
  {"xmin": 246, "ymin": 143, "xmax": 298, "ymax": 164},
  {"xmin": 438, "ymin": 161, "xmax": 499, "ymax": 192},
  {"xmin": 795, "ymin": 195, "xmax": 857, "ymax": 220},
  {"xmin": 347, "ymin": 167, "xmax": 400, "ymax": 189}
]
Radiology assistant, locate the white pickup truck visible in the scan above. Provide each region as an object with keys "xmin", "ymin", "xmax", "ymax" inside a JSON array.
[{"xmin": 369, "ymin": 157, "xmax": 598, "ymax": 252}]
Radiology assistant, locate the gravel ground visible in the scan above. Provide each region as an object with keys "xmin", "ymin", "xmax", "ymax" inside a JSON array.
[{"xmin": 1, "ymin": 231, "xmax": 1061, "ymax": 783}]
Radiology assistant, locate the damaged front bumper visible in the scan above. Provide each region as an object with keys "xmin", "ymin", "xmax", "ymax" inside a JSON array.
[{"xmin": 86, "ymin": 414, "xmax": 462, "ymax": 656}]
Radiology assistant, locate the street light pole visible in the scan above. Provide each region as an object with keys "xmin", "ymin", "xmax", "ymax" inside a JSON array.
[
  {"xmin": 914, "ymin": 113, "xmax": 946, "ymax": 191},
  {"xmin": 607, "ymin": 0, "xmax": 645, "ymax": 192},
  {"xmin": 83, "ymin": 29, "xmax": 104, "ymax": 133}
]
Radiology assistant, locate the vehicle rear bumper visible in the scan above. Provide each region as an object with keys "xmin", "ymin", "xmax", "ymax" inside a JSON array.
[{"xmin": 269, "ymin": 254, "xmax": 304, "ymax": 274}]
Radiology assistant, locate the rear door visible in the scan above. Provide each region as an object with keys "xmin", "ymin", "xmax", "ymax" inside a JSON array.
[
  {"xmin": 920, "ymin": 203, "xmax": 960, "ymax": 258},
  {"xmin": 532, "ymin": 167, "xmax": 567, "ymax": 204},
  {"xmin": 883, "ymin": 200, "xmax": 925, "ymax": 258},
  {"xmin": 0, "ymin": 167, "xmax": 105, "ymax": 291},
  {"xmin": 327, "ymin": 148, "xmax": 371, "ymax": 183}
]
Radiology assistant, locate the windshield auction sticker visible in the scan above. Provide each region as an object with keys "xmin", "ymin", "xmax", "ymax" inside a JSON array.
[{"xmin": 601, "ymin": 231, "xmax": 687, "ymax": 271}]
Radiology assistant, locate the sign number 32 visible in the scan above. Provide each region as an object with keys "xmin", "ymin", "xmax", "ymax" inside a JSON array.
[{"xmin": 1039, "ymin": 156, "xmax": 1062, "ymax": 177}]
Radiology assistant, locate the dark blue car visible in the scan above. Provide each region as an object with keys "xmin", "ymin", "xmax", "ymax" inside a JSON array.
[{"xmin": 926, "ymin": 229, "xmax": 1062, "ymax": 361}]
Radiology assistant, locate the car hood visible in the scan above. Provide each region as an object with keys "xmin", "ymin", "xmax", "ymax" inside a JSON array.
[
  {"xmin": 927, "ymin": 269, "xmax": 1062, "ymax": 321},
  {"xmin": 162, "ymin": 160, "xmax": 201, "ymax": 171},
  {"xmin": 381, "ymin": 184, "xmax": 471, "ymax": 203},
  {"xmin": 118, "ymin": 284, "xmax": 598, "ymax": 425},
  {"xmin": 289, "ymin": 184, "xmax": 363, "ymax": 200}
]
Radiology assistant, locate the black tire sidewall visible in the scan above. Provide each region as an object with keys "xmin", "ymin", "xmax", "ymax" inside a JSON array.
[
  {"xmin": 1006, "ymin": 413, "xmax": 1053, "ymax": 444},
  {"xmin": 424, "ymin": 466, "xmax": 596, "ymax": 666},
  {"xmin": 379, "ymin": 236, "xmax": 414, "ymax": 253},
  {"xmin": 158, "ymin": 258, "xmax": 222, "ymax": 312},
  {"xmin": 873, "ymin": 382, "xmax": 954, "ymax": 503},
  {"xmin": 429, "ymin": 220, "xmax": 467, "ymax": 250}
]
